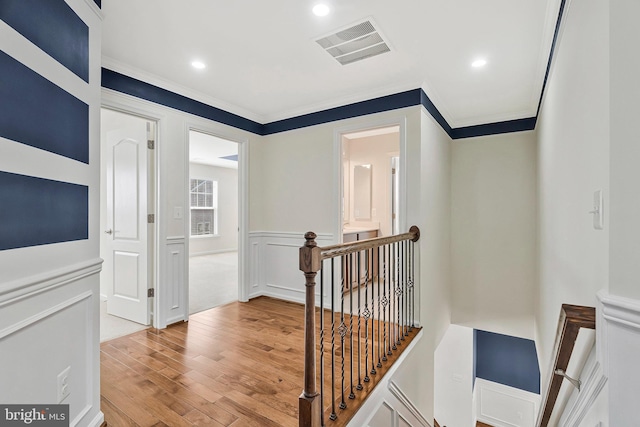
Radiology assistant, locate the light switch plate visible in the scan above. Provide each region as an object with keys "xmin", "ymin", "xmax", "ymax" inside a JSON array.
[{"xmin": 592, "ymin": 190, "xmax": 603, "ymax": 230}]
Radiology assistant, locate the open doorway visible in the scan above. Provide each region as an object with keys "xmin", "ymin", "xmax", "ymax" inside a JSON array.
[
  {"xmin": 341, "ymin": 125, "xmax": 401, "ymax": 239},
  {"xmin": 99, "ymin": 108, "xmax": 156, "ymax": 341},
  {"xmin": 188, "ymin": 130, "xmax": 239, "ymax": 314}
]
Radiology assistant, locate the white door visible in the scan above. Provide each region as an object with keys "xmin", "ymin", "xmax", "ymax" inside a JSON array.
[{"xmin": 103, "ymin": 111, "xmax": 150, "ymax": 325}]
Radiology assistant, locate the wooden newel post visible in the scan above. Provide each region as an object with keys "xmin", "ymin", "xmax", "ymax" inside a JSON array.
[{"xmin": 299, "ymin": 232, "xmax": 322, "ymax": 427}]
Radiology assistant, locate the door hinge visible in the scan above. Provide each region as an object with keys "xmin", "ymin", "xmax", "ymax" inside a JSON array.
[
  {"xmin": 148, "ymin": 140, "xmax": 155, "ymax": 150},
  {"xmin": 147, "ymin": 214, "xmax": 155, "ymax": 224},
  {"xmin": 392, "ymin": 168, "xmax": 396, "ymax": 174},
  {"xmin": 147, "ymin": 288, "xmax": 155, "ymax": 298}
]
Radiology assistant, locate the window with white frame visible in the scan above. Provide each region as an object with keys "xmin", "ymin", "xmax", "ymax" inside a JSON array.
[{"xmin": 190, "ymin": 178, "xmax": 217, "ymax": 236}]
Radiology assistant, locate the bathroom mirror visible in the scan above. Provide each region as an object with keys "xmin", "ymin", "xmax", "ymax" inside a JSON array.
[{"xmin": 353, "ymin": 164, "xmax": 372, "ymax": 220}]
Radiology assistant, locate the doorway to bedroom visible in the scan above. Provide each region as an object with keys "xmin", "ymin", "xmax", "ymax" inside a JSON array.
[{"xmin": 188, "ymin": 130, "xmax": 239, "ymax": 314}]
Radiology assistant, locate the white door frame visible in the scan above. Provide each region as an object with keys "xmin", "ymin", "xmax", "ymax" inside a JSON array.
[
  {"xmin": 102, "ymin": 89, "xmax": 251, "ymax": 328},
  {"xmin": 100, "ymin": 96, "xmax": 162, "ymax": 328},
  {"xmin": 184, "ymin": 122, "xmax": 250, "ymax": 305},
  {"xmin": 332, "ymin": 116, "xmax": 408, "ymax": 244}
]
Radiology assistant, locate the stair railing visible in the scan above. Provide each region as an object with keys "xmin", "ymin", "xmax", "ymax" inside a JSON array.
[
  {"xmin": 299, "ymin": 226, "xmax": 421, "ymax": 427},
  {"xmin": 536, "ymin": 304, "xmax": 596, "ymax": 426}
]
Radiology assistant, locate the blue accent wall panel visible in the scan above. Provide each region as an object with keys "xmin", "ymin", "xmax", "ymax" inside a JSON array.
[
  {"xmin": 474, "ymin": 330, "xmax": 540, "ymax": 394},
  {"xmin": 101, "ymin": 68, "xmax": 264, "ymax": 135},
  {"xmin": 93, "ymin": 0, "xmax": 101, "ymax": 7},
  {"xmin": 0, "ymin": 0, "xmax": 89, "ymax": 82},
  {"xmin": 0, "ymin": 171, "xmax": 88, "ymax": 251},
  {"xmin": 0, "ymin": 50, "xmax": 89, "ymax": 163},
  {"xmin": 262, "ymin": 89, "xmax": 421, "ymax": 135}
]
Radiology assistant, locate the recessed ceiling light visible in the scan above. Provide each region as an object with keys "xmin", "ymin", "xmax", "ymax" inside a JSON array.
[
  {"xmin": 312, "ymin": 4, "xmax": 330, "ymax": 17},
  {"xmin": 191, "ymin": 61, "xmax": 206, "ymax": 70},
  {"xmin": 472, "ymin": 59, "xmax": 487, "ymax": 68}
]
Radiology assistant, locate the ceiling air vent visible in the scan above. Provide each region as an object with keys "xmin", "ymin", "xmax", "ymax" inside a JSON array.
[{"xmin": 316, "ymin": 20, "xmax": 391, "ymax": 65}]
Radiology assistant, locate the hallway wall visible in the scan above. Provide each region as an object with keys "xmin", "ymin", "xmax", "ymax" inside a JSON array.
[
  {"xmin": 535, "ymin": 0, "xmax": 609, "ymax": 378},
  {"xmin": 0, "ymin": 1, "xmax": 103, "ymax": 425},
  {"xmin": 451, "ymin": 131, "xmax": 537, "ymax": 340}
]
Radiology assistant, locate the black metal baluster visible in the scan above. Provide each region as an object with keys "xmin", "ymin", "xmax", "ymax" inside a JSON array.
[
  {"xmin": 370, "ymin": 247, "xmax": 376, "ymax": 375},
  {"xmin": 349, "ymin": 252, "xmax": 355, "ymax": 400},
  {"xmin": 386, "ymin": 243, "xmax": 393, "ymax": 357},
  {"xmin": 356, "ymin": 250, "xmax": 363, "ymax": 391},
  {"xmin": 392, "ymin": 242, "xmax": 398, "ymax": 350},
  {"xmin": 410, "ymin": 240, "xmax": 415, "ymax": 329},
  {"xmin": 405, "ymin": 240, "xmax": 410, "ymax": 335},
  {"xmin": 319, "ymin": 265, "xmax": 325, "ymax": 427},
  {"xmin": 330, "ymin": 259, "xmax": 337, "ymax": 421},
  {"xmin": 377, "ymin": 245, "xmax": 383, "ymax": 368},
  {"xmin": 400, "ymin": 240, "xmax": 407, "ymax": 341},
  {"xmin": 382, "ymin": 244, "xmax": 389, "ymax": 360},
  {"xmin": 339, "ymin": 255, "xmax": 347, "ymax": 410},
  {"xmin": 363, "ymin": 248, "xmax": 370, "ymax": 383}
]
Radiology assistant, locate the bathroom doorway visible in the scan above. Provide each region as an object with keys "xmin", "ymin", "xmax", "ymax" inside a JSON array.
[{"xmin": 341, "ymin": 125, "xmax": 401, "ymax": 239}]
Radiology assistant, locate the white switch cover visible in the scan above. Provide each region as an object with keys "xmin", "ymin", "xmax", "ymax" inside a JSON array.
[
  {"xmin": 174, "ymin": 206, "xmax": 183, "ymax": 220},
  {"xmin": 592, "ymin": 190, "xmax": 603, "ymax": 230}
]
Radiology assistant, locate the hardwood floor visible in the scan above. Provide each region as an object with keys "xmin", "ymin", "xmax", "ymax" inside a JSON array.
[{"xmin": 100, "ymin": 296, "xmax": 420, "ymax": 427}]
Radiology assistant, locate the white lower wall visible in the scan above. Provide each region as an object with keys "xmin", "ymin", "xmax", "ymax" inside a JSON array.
[
  {"xmin": 434, "ymin": 324, "xmax": 473, "ymax": 427},
  {"xmin": 161, "ymin": 237, "xmax": 187, "ymax": 327},
  {"xmin": 248, "ymin": 231, "xmax": 334, "ymax": 306},
  {"xmin": 474, "ymin": 379, "xmax": 540, "ymax": 427},
  {"xmin": 0, "ymin": 262, "xmax": 103, "ymax": 427}
]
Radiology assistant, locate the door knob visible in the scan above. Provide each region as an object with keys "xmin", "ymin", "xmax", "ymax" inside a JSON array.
[{"xmin": 104, "ymin": 229, "xmax": 113, "ymax": 235}]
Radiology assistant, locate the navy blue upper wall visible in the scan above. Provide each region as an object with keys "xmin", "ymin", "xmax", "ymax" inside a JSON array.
[
  {"xmin": 0, "ymin": 172, "xmax": 89, "ymax": 251},
  {"xmin": 1, "ymin": 0, "xmax": 92, "ymax": 251},
  {"xmin": 474, "ymin": 330, "xmax": 540, "ymax": 394},
  {"xmin": 0, "ymin": 51, "xmax": 89, "ymax": 163},
  {"xmin": 0, "ymin": 0, "xmax": 89, "ymax": 82}
]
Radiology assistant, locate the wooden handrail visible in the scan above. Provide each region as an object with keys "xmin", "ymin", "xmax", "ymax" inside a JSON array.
[
  {"xmin": 299, "ymin": 227, "xmax": 420, "ymax": 427},
  {"xmin": 319, "ymin": 225, "xmax": 420, "ymax": 259},
  {"xmin": 536, "ymin": 304, "xmax": 596, "ymax": 427}
]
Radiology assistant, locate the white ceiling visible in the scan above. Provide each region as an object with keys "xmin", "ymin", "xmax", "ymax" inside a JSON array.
[
  {"xmin": 101, "ymin": 0, "xmax": 560, "ymax": 129},
  {"xmin": 189, "ymin": 131, "xmax": 238, "ymax": 169}
]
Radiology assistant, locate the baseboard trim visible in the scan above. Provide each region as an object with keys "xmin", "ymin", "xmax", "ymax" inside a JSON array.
[
  {"xmin": 560, "ymin": 361, "xmax": 607, "ymax": 427},
  {"xmin": 389, "ymin": 380, "xmax": 431, "ymax": 427}
]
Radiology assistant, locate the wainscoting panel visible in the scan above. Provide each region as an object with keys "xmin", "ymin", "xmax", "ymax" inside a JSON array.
[
  {"xmin": 0, "ymin": 271, "xmax": 101, "ymax": 426},
  {"xmin": 474, "ymin": 378, "xmax": 540, "ymax": 427},
  {"xmin": 0, "ymin": 0, "xmax": 102, "ymax": 425},
  {"xmin": 248, "ymin": 231, "xmax": 334, "ymax": 305},
  {"xmin": 599, "ymin": 291, "xmax": 640, "ymax": 426},
  {"xmin": 162, "ymin": 238, "xmax": 187, "ymax": 327}
]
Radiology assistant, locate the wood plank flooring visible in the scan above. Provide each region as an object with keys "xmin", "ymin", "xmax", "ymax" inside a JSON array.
[{"xmin": 101, "ymin": 296, "xmax": 420, "ymax": 427}]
